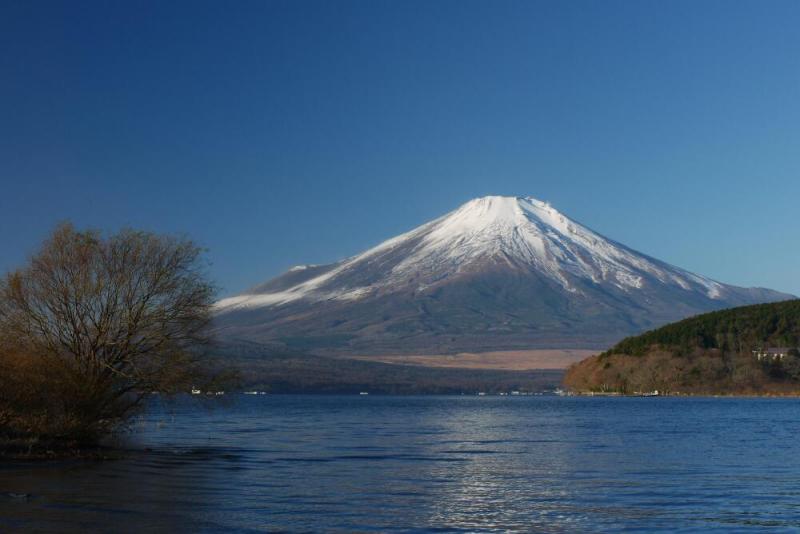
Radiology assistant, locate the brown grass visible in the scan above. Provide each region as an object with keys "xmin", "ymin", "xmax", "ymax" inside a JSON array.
[
  {"xmin": 345, "ymin": 349, "xmax": 598, "ymax": 370},
  {"xmin": 563, "ymin": 348, "xmax": 800, "ymax": 396}
]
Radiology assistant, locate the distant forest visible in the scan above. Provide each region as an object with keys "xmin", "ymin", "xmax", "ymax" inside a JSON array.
[
  {"xmin": 218, "ymin": 342, "xmax": 563, "ymax": 395},
  {"xmin": 606, "ymin": 300, "xmax": 800, "ymax": 357},
  {"xmin": 564, "ymin": 300, "xmax": 800, "ymax": 395}
]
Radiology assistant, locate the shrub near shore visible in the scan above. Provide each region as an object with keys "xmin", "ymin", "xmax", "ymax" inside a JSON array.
[{"xmin": 0, "ymin": 224, "xmax": 224, "ymax": 456}]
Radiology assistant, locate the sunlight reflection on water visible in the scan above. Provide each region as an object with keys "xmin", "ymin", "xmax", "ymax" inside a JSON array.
[{"xmin": 2, "ymin": 396, "xmax": 800, "ymax": 532}]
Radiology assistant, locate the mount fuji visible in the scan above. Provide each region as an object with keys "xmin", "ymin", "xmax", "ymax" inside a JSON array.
[{"xmin": 214, "ymin": 196, "xmax": 792, "ymax": 354}]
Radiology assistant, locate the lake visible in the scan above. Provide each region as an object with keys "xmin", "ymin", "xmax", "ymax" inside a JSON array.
[{"xmin": 2, "ymin": 395, "xmax": 800, "ymax": 532}]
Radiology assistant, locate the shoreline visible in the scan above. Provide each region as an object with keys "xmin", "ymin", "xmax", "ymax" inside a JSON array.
[{"xmin": 565, "ymin": 391, "xmax": 800, "ymax": 398}]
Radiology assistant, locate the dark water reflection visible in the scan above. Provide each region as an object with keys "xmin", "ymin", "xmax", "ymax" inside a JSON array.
[{"xmin": 2, "ymin": 396, "xmax": 800, "ymax": 532}]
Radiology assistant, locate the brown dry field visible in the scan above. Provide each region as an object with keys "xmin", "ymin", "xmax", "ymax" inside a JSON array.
[{"xmin": 345, "ymin": 349, "xmax": 599, "ymax": 371}]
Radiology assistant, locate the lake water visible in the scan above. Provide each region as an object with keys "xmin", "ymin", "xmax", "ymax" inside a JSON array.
[{"xmin": 2, "ymin": 395, "xmax": 800, "ymax": 532}]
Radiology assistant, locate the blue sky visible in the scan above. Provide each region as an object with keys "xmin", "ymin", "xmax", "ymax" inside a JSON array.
[{"xmin": 1, "ymin": 0, "xmax": 799, "ymax": 297}]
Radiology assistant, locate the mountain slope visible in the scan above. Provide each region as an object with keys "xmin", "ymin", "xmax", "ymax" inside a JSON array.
[{"xmin": 214, "ymin": 196, "xmax": 792, "ymax": 354}]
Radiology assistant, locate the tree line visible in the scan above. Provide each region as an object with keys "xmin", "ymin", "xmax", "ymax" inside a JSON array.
[{"xmin": 606, "ymin": 300, "xmax": 800, "ymax": 357}]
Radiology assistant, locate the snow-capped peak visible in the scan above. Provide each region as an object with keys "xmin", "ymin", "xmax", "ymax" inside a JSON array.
[{"xmin": 215, "ymin": 195, "xmax": 726, "ymax": 311}]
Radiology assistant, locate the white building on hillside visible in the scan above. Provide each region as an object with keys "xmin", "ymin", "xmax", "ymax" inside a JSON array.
[{"xmin": 753, "ymin": 347, "xmax": 796, "ymax": 361}]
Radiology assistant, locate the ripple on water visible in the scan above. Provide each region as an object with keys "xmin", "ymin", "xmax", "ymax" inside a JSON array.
[{"xmin": 2, "ymin": 396, "xmax": 800, "ymax": 532}]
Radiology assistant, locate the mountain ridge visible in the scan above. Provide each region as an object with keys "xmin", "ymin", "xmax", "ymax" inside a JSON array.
[{"xmin": 213, "ymin": 196, "xmax": 793, "ymax": 354}]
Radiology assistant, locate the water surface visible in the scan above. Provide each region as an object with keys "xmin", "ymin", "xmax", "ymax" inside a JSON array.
[{"xmin": 2, "ymin": 396, "xmax": 800, "ymax": 532}]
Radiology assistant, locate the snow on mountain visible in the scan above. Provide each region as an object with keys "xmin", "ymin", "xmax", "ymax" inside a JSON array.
[
  {"xmin": 213, "ymin": 196, "xmax": 793, "ymax": 354},
  {"xmin": 218, "ymin": 196, "xmax": 724, "ymax": 310}
]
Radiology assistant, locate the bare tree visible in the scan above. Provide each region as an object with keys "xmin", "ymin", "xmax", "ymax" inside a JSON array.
[{"xmin": 0, "ymin": 223, "xmax": 218, "ymax": 444}]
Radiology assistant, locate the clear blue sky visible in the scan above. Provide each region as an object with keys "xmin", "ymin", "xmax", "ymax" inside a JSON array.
[{"xmin": 1, "ymin": 0, "xmax": 799, "ymax": 297}]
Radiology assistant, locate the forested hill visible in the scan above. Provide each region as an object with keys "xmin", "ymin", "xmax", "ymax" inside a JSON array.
[
  {"xmin": 607, "ymin": 300, "xmax": 800, "ymax": 357},
  {"xmin": 564, "ymin": 300, "xmax": 800, "ymax": 396}
]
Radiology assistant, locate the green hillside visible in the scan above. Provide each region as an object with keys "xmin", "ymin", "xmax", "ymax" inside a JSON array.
[
  {"xmin": 564, "ymin": 300, "xmax": 800, "ymax": 395},
  {"xmin": 607, "ymin": 300, "xmax": 800, "ymax": 357}
]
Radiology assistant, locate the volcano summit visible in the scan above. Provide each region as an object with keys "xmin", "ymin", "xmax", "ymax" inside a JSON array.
[{"xmin": 214, "ymin": 196, "xmax": 791, "ymax": 354}]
